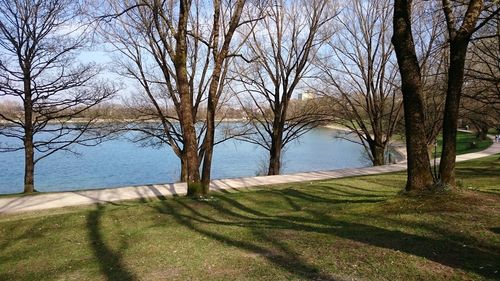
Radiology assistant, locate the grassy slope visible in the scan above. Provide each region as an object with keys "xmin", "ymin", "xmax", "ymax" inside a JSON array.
[
  {"xmin": 434, "ymin": 131, "xmax": 493, "ymax": 156},
  {"xmin": 0, "ymin": 155, "xmax": 499, "ymax": 281}
]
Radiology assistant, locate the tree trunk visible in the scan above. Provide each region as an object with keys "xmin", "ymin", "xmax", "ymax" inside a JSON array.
[
  {"xmin": 370, "ymin": 142, "xmax": 385, "ymax": 166},
  {"xmin": 175, "ymin": 0, "xmax": 202, "ymax": 197},
  {"xmin": 23, "ymin": 133, "xmax": 35, "ymax": 193},
  {"xmin": 180, "ymin": 151, "xmax": 188, "ymax": 182},
  {"xmin": 200, "ymin": 0, "xmax": 244, "ymax": 195},
  {"xmin": 439, "ymin": 39, "xmax": 469, "ymax": 188},
  {"xmin": 392, "ymin": 0, "xmax": 434, "ymax": 191},
  {"xmin": 479, "ymin": 126, "xmax": 488, "ymax": 140},
  {"xmin": 268, "ymin": 130, "xmax": 283, "ymax": 175},
  {"xmin": 23, "ymin": 68, "xmax": 35, "ymax": 193},
  {"xmin": 179, "ymin": 97, "xmax": 201, "ymax": 197},
  {"xmin": 201, "ymin": 101, "xmax": 216, "ymax": 195},
  {"xmin": 181, "ymin": 113, "xmax": 201, "ymax": 197}
]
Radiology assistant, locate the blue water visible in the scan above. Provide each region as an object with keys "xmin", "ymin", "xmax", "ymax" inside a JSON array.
[{"xmin": 0, "ymin": 127, "xmax": 369, "ymax": 194}]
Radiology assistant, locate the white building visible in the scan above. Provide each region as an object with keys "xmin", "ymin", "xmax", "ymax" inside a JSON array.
[{"xmin": 297, "ymin": 91, "xmax": 316, "ymax": 101}]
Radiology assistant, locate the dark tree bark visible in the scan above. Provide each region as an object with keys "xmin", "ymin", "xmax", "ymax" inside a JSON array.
[
  {"xmin": 439, "ymin": 0, "xmax": 486, "ymax": 187},
  {"xmin": 180, "ymin": 151, "xmax": 188, "ymax": 182},
  {"xmin": 23, "ymin": 75, "xmax": 35, "ymax": 193},
  {"xmin": 369, "ymin": 141, "xmax": 386, "ymax": 166},
  {"xmin": 175, "ymin": 0, "xmax": 203, "ymax": 196},
  {"xmin": 439, "ymin": 39, "xmax": 470, "ymax": 186},
  {"xmin": 268, "ymin": 127, "xmax": 284, "ymax": 175},
  {"xmin": 392, "ymin": 0, "xmax": 434, "ymax": 191}
]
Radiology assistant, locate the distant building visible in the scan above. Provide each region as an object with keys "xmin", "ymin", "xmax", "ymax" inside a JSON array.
[{"xmin": 297, "ymin": 91, "xmax": 316, "ymax": 101}]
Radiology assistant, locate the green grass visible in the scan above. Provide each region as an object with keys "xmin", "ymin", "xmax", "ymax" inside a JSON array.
[
  {"xmin": 433, "ymin": 131, "xmax": 493, "ymax": 157},
  {"xmin": 0, "ymin": 155, "xmax": 499, "ymax": 281},
  {"xmin": 488, "ymin": 128, "xmax": 499, "ymax": 134}
]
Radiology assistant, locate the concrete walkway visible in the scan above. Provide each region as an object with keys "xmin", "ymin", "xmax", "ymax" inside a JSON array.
[{"xmin": 1, "ymin": 139, "xmax": 498, "ymax": 214}]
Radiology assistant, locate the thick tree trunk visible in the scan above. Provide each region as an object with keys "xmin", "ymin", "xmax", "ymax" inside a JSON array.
[
  {"xmin": 392, "ymin": 0, "xmax": 434, "ymax": 191},
  {"xmin": 180, "ymin": 113, "xmax": 201, "ymax": 197},
  {"xmin": 180, "ymin": 151, "xmax": 188, "ymax": 182},
  {"xmin": 439, "ymin": 40, "xmax": 469, "ymax": 188},
  {"xmin": 176, "ymin": 0, "xmax": 202, "ymax": 197},
  {"xmin": 179, "ymin": 99, "xmax": 201, "ymax": 197},
  {"xmin": 370, "ymin": 142, "xmax": 385, "ymax": 166},
  {"xmin": 268, "ymin": 130, "xmax": 283, "ymax": 175},
  {"xmin": 201, "ymin": 103, "xmax": 216, "ymax": 195},
  {"xmin": 268, "ymin": 146, "xmax": 282, "ymax": 175}
]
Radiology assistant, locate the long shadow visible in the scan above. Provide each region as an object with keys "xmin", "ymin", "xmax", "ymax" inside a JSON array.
[
  {"xmin": 157, "ymin": 191, "xmax": 500, "ymax": 279},
  {"xmin": 330, "ymin": 221, "xmax": 499, "ymax": 278},
  {"xmin": 351, "ymin": 212, "xmax": 500, "ymax": 255},
  {"xmin": 279, "ymin": 191, "xmax": 303, "ymax": 211},
  {"xmin": 0, "ymin": 220, "xmax": 74, "ymax": 269},
  {"xmin": 327, "ymin": 182, "xmax": 399, "ymax": 195},
  {"xmin": 0, "ymin": 219, "xmax": 47, "ymax": 252},
  {"xmin": 301, "ymin": 184, "xmax": 391, "ymax": 199},
  {"xmin": 490, "ymin": 227, "xmax": 500, "ymax": 234},
  {"xmin": 455, "ymin": 168, "xmax": 500, "ymax": 178},
  {"xmin": 87, "ymin": 204, "xmax": 136, "ymax": 281},
  {"xmin": 275, "ymin": 188, "xmax": 387, "ymax": 204},
  {"xmin": 156, "ymin": 199, "xmax": 342, "ymax": 280},
  {"xmin": 214, "ymin": 194, "xmax": 271, "ymax": 217}
]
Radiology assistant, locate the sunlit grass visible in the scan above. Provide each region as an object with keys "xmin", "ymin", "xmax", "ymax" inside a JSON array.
[
  {"xmin": 0, "ymin": 154, "xmax": 499, "ymax": 280},
  {"xmin": 433, "ymin": 131, "xmax": 493, "ymax": 156}
]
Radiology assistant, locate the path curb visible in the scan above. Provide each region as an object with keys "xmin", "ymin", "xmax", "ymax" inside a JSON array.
[{"xmin": 0, "ymin": 137, "xmax": 498, "ymax": 214}]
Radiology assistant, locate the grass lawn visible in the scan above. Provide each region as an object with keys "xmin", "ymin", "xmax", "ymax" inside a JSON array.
[
  {"xmin": 433, "ymin": 131, "xmax": 493, "ymax": 157},
  {"xmin": 0, "ymin": 155, "xmax": 499, "ymax": 281}
]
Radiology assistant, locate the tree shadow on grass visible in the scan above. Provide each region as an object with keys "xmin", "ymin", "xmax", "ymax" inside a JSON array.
[
  {"xmin": 87, "ymin": 204, "xmax": 137, "ymax": 281},
  {"xmin": 455, "ymin": 168, "xmax": 500, "ymax": 178},
  {"xmin": 304, "ymin": 209, "xmax": 500, "ymax": 277},
  {"xmin": 155, "ymin": 188, "xmax": 499, "ymax": 280},
  {"xmin": 156, "ymin": 198, "xmax": 343, "ymax": 281},
  {"xmin": 289, "ymin": 184, "xmax": 390, "ymax": 200},
  {"xmin": 350, "ymin": 212, "xmax": 500, "ymax": 256},
  {"xmin": 0, "ymin": 220, "xmax": 79, "ymax": 280},
  {"xmin": 490, "ymin": 227, "xmax": 500, "ymax": 234},
  {"xmin": 326, "ymin": 182, "xmax": 399, "ymax": 194}
]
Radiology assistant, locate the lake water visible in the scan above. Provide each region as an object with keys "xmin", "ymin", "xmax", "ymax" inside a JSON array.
[{"xmin": 0, "ymin": 127, "xmax": 369, "ymax": 194}]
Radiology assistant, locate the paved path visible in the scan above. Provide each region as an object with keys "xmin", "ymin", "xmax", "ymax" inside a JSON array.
[{"xmin": 1, "ymin": 139, "xmax": 498, "ymax": 214}]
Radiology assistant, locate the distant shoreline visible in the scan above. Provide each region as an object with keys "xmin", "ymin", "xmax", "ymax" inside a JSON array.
[
  {"xmin": 320, "ymin": 124, "xmax": 350, "ymax": 132},
  {"xmin": 0, "ymin": 118, "xmax": 249, "ymax": 125},
  {"xmin": 1, "ymin": 119, "xmax": 353, "ymax": 130}
]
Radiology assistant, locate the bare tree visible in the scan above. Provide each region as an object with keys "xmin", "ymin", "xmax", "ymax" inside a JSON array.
[
  {"xmin": 0, "ymin": 0, "xmax": 115, "ymax": 193},
  {"xmin": 99, "ymin": 0, "xmax": 255, "ymax": 197},
  {"xmin": 413, "ymin": 1, "xmax": 448, "ymax": 148},
  {"xmin": 438, "ymin": 0, "xmax": 499, "ymax": 187},
  {"xmin": 320, "ymin": 0, "xmax": 402, "ymax": 166},
  {"xmin": 234, "ymin": 0, "xmax": 336, "ymax": 175},
  {"xmin": 392, "ymin": 0, "xmax": 434, "ymax": 191},
  {"xmin": 460, "ymin": 7, "xmax": 500, "ymax": 138}
]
